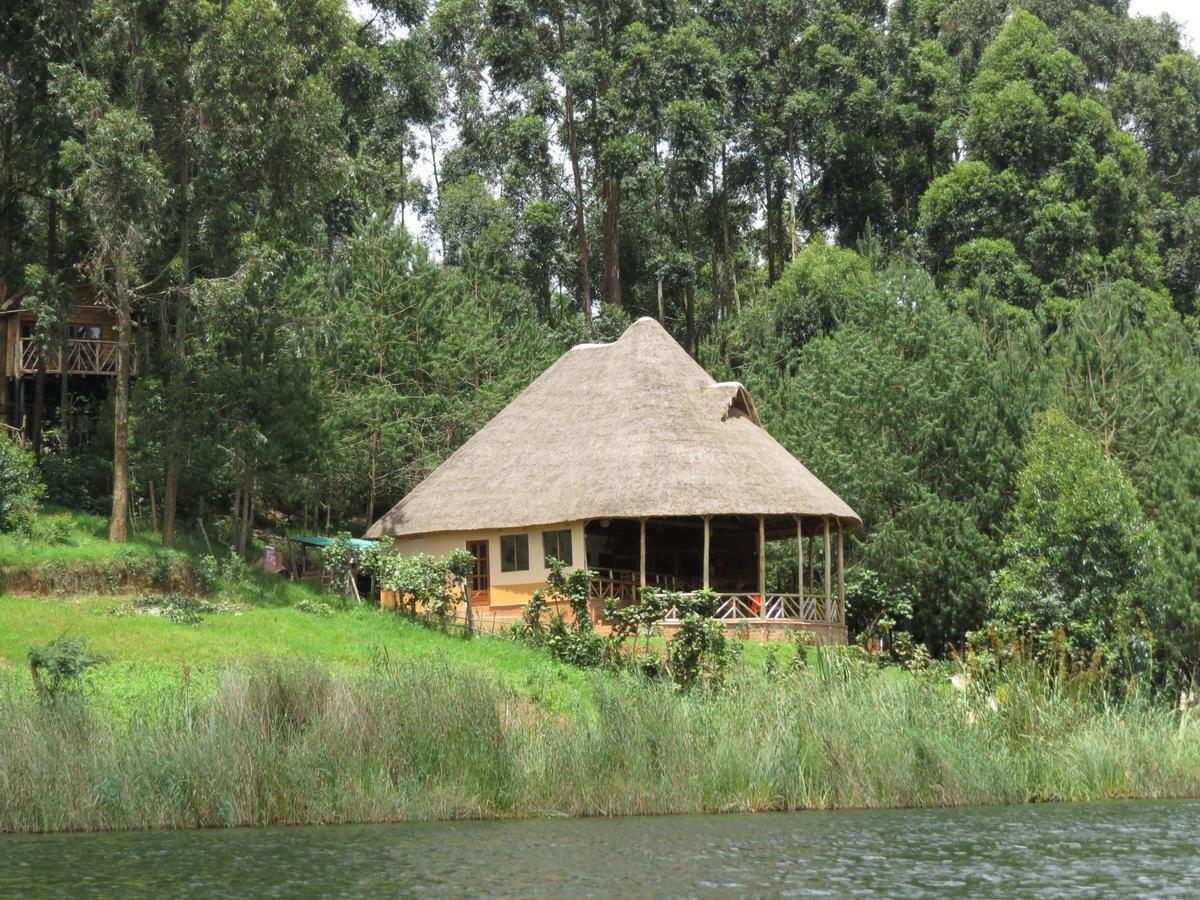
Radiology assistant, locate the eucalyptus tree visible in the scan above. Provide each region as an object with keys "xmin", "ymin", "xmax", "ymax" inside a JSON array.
[
  {"xmin": 142, "ymin": 0, "xmax": 363, "ymax": 546},
  {"xmin": 50, "ymin": 8, "xmax": 170, "ymax": 542},
  {"xmin": 0, "ymin": 1, "xmax": 75, "ymax": 301}
]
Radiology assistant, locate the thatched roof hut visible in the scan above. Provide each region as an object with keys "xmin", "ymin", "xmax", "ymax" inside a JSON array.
[{"xmin": 367, "ymin": 317, "xmax": 859, "ymax": 540}]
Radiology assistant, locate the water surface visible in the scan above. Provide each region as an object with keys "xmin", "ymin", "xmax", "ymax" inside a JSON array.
[{"xmin": 3, "ymin": 800, "xmax": 1200, "ymax": 897}]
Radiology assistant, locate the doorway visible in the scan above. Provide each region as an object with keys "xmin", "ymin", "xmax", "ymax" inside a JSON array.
[{"xmin": 466, "ymin": 540, "xmax": 490, "ymax": 606}]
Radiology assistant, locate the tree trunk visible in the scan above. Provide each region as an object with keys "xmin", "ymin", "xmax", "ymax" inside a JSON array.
[
  {"xmin": 788, "ymin": 134, "xmax": 798, "ymax": 261},
  {"xmin": 771, "ymin": 171, "xmax": 786, "ymax": 281},
  {"xmin": 398, "ymin": 134, "xmax": 406, "ymax": 230},
  {"xmin": 32, "ymin": 192, "xmax": 58, "ymax": 456},
  {"xmin": 366, "ymin": 428, "xmax": 378, "ymax": 525},
  {"xmin": 163, "ymin": 437, "xmax": 181, "ymax": 547},
  {"xmin": 710, "ymin": 169, "xmax": 721, "ymax": 321},
  {"xmin": 462, "ymin": 575, "xmax": 475, "ymax": 637},
  {"xmin": 429, "ymin": 126, "xmax": 445, "ymax": 258},
  {"xmin": 560, "ymin": 20, "xmax": 592, "ymax": 323},
  {"xmin": 59, "ymin": 318, "xmax": 69, "ymax": 440},
  {"xmin": 601, "ymin": 176, "xmax": 621, "ymax": 308},
  {"xmin": 0, "ymin": 325, "xmax": 8, "ymax": 426},
  {"xmin": 721, "ymin": 146, "xmax": 740, "ymax": 316},
  {"xmin": 653, "ymin": 145, "xmax": 665, "ymax": 323},
  {"xmin": 236, "ymin": 467, "xmax": 254, "ymax": 557},
  {"xmin": 764, "ymin": 171, "xmax": 776, "ymax": 283},
  {"xmin": 108, "ymin": 247, "xmax": 133, "ymax": 543},
  {"xmin": 684, "ymin": 206, "xmax": 696, "ymax": 356},
  {"xmin": 163, "ymin": 109, "xmax": 191, "ymax": 549},
  {"xmin": 32, "ymin": 363, "xmax": 44, "ymax": 455}
]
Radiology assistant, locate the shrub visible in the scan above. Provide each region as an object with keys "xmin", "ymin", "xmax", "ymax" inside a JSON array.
[
  {"xmin": 511, "ymin": 589, "xmax": 551, "ymax": 644},
  {"xmin": 379, "ymin": 550, "xmax": 471, "ymax": 631},
  {"xmin": 37, "ymin": 447, "xmax": 110, "ymax": 515},
  {"xmin": 0, "ymin": 436, "xmax": 44, "ymax": 534},
  {"xmin": 28, "ymin": 637, "xmax": 108, "ymax": 699},
  {"xmin": 666, "ymin": 590, "xmax": 737, "ymax": 690},
  {"xmin": 196, "ymin": 554, "xmax": 221, "ymax": 593},
  {"xmin": 606, "ymin": 587, "xmax": 670, "ymax": 660},
  {"xmin": 26, "ymin": 514, "xmax": 73, "ymax": 546},
  {"xmin": 117, "ymin": 594, "xmax": 238, "ymax": 626},
  {"xmin": 532, "ymin": 559, "xmax": 604, "ymax": 668},
  {"xmin": 296, "ymin": 598, "xmax": 334, "ymax": 618},
  {"xmin": 987, "ymin": 409, "xmax": 1164, "ymax": 679},
  {"xmin": 322, "ymin": 533, "xmax": 360, "ymax": 596},
  {"xmin": 196, "ymin": 550, "xmax": 253, "ymax": 597}
]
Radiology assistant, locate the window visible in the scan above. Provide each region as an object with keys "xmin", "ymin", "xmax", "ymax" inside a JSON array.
[
  {"xmin": 542, "ymin": 529, "xmax": 573, "ymax": 567},
  {"xmin": 69, "ymin": 325, "xmax": 101, "ymax": 340},
  {"xmin": 500, "ymin": 533, "xmax": 529, "ymax": 572}
]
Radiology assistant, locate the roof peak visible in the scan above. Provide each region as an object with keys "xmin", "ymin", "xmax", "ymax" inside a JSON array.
[
  {"xmin": 569, "ymin": 316, "xmax": 676, "ymax": 353},
  {"xmin": 366, "ymin": 311, "xmax": 860, "ymax": 539}
]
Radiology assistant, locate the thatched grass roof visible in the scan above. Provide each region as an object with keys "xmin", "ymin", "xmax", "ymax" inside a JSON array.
[{"xmin": 367, "ymin": 317, "xmax": 860, "ymax": 538}]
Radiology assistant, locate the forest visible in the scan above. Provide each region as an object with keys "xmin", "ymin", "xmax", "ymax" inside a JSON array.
[{"xmin": 2, "ymin": 0, "xmax": 1199, "ymax": 673}]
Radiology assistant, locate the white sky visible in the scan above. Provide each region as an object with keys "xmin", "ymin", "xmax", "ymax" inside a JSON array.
[{"xmin": 1129, "ymin": 0, "xmax": 1196, "ymax": 48}]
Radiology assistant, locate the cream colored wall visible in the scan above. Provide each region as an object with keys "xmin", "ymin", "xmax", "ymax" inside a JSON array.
[{"xmin": 392, "ymin": 521, "xmax": 586, "ymax": 604}]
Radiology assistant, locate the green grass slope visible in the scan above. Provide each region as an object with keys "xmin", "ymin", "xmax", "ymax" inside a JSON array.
[{"xmin": 0, "ymin": 508, "xmax": 595, "ymax": 714}]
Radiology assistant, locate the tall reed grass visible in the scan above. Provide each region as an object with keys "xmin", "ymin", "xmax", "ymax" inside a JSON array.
[{"xmin": 2, "ymin": 655, "xmax": 1199, "ymax": 833}]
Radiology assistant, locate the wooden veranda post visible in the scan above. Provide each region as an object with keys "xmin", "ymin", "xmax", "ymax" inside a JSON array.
[
  {"xmin": 639, "ymin": 518, "xmax": 647, "ymax": 588},
  {"xmin": 823, "ymin": 517, "xmax": 832, "ymax": 621},
  {"xmin": 796, "ymin": 517, "xmax": 803, "ymax": 602},
  {"xmin": 808, "ymin": 530, "xmax": 815, "ymax": 596},
  {"xmin": 757, "ymin": 515, "xmax": 766, "ymax": 616},
  {"xmin": 702, "ymin": 515, "xmax": 711, "ymax": 590},
  {"xmin": 837, "ymin": 520, "xmax": 845, "ymax": 622},
  {"xmin": 463, "ymin": 575, "xmax": 475, "ymax": 636}
]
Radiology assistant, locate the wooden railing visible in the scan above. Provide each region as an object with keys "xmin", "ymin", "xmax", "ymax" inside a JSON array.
[
  {"xmin": 657, "ymin": 592, "xmax": 844, "ymax": 626},
  {"xmin": 589, "ymin": 569, "xmax": 639, "ymax": 605},
  {"xmin": 592, "ymin": 571, "xmax": 846, "ymax": 627},
  {"xmin": 15, "ymin": 337, "xmax": 130, "ymax": 376},
  {"xmin": 588, "ymin": 568, "xmax": 693, "ymax": 606}
]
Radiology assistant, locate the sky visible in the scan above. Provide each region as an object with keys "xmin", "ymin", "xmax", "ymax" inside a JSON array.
[{"xmin": 1129, "ymin": 0, "xmax": 1197, "ymax": 48}]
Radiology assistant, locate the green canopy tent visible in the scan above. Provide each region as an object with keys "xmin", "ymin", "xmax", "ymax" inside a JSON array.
[{"xmin": 282, "ymin": 536, "xmax": 377, "ymax": 596}]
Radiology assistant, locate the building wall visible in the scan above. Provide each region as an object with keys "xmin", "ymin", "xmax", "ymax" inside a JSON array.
[{"xmin": 390, "ymin": 521, "xmax": 586, "ymax": 612}]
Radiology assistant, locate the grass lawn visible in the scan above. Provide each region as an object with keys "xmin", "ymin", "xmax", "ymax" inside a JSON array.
[
  {"xmin": 0, "ymin": 591, "xmax": 596, "ymax": 714},
  {"xmin": 0, "ymin": 507, "xmax": 196, "ymax": 567}
]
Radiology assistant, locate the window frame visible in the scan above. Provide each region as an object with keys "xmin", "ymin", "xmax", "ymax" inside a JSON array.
[
  {"xmin": 542, "ymin": 529, "xmax": 574, "ymax": 567},
  {"xmin": 499, "ymin": 533, "xmax": 530, "ymax": 573},
  {"xmin": 69, "ymin": 324, "xmax": 101, "ymax": 341}
]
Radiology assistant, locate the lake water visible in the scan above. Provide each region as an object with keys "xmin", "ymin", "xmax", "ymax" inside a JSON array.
[{"xmin": 3, "ymin": 800, "xmax": 1200, "ymax": 897}]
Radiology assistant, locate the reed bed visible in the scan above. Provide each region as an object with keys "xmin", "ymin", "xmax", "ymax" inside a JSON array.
[{"xmin": 2, "ymin": 656, "xmax": 1199, "ymax": 833}]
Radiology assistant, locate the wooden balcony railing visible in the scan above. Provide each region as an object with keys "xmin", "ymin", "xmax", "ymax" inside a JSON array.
[
  {"xmin": 657, "ymin": 592, "xmax": 844, "ymax": 626},
  {"xmin": 14, "ymin": 337, "xmax": 132, "ymax": 377},
  {"xmin": 591, "ymin": 568, "xmax": 845, "ymax": 628},
  {"xmin": 588, "ymin": 568, "xmax": 695, "ymax": 606}
]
